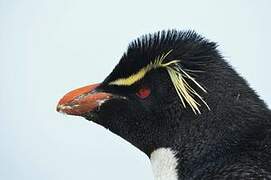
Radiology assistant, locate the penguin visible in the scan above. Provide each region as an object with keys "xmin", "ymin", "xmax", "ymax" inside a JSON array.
[{"xmin": 57, "ymin": 30, "xmax": 271, "ymax": 180}]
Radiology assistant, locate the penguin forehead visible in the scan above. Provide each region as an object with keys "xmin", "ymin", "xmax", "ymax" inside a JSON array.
[
  {"xmin": 108, "ymin": 51, "xmax": 172, "ymax": 86},
  {"xmin": 104, "ymin": 29, "xmax": 214, "ymax": 85}
]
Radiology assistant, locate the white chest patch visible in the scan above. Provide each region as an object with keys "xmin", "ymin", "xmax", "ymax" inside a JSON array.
[{"xmin": 150, "ymin": 148, "xmax": 179, "ymax": 180}]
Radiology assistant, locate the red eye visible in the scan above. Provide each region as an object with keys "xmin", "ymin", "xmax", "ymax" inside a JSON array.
[{"xmin": 136, "ymin": 86, "xmax": 151, "ymax": 99}]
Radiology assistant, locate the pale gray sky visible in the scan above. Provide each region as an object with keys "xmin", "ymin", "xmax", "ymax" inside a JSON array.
[{"xmin": 1, "ymin": 0, "xmax": 271, "ymax": 179}]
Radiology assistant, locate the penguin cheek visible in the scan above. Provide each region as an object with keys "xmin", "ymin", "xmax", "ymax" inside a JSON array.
[{"xmin": 85, "ymin": 98, "xmax": 129, "ymax": 125}]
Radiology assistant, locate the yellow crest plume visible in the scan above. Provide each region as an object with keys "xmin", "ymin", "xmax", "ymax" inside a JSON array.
[{"xmin": 109, "ymin": 50, "xmax": 210, "ymax": 114}]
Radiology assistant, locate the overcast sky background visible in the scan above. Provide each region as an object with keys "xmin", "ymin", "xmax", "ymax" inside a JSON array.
[{"xmin": 1, "ymin": 0, "xmax": 271, "ymax": 179}]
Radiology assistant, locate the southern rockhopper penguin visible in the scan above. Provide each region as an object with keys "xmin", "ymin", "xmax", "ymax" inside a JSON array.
[{"xmin": 56, "ymin": 30, "xmax": 271, "ymax": 180}]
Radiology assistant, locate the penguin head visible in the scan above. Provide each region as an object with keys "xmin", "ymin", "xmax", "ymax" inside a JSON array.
[{"xmin": 56, "ymin": 30, "xmax": 219, "ymax": 155}]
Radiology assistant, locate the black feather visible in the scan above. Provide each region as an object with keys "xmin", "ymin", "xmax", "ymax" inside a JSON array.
[{"xmin": 87, "ymin": 30, "xmax": 271, "ymax": 179}]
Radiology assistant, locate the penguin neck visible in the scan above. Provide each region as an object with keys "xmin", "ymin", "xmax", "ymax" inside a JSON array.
[
  {"xmin": 148, "ymin": 139, "xmax": 230, "ymax": 180},
  {"xmin": 150, "ymin": 147, "xmax": 179, "ymax": 180}
]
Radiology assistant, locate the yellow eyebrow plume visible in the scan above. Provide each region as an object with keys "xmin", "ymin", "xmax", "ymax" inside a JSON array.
[
  {"xmin": 109, "ymin": 50, "xmax": 210, "ymax": 114},
  {"xmin": 108, "ymin": 67, "xmax": 149, "ymax": 86},
  {"xmin": 109, "ymin": 50, "xmax": 173, "ymax": 86}
]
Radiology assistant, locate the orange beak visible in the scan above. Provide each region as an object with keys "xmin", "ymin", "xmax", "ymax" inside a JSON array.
[{"xmin": 56, "ymin": 83, "xmax": 112, "ymax": 116}]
